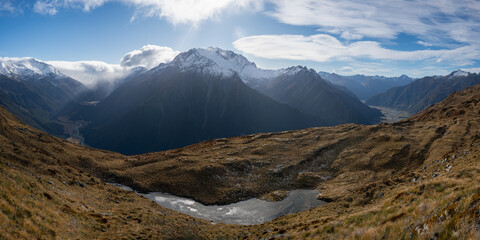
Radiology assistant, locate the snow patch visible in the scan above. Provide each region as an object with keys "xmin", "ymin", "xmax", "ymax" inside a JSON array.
[{"xmin": 451, "ymin": 69, "xmax": 469, "ymax": 77}]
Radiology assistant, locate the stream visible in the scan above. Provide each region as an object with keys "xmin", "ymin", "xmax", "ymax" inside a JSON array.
[{"xmin": 111, "ymin": 184, "xmax": 325, "ymax": 225}]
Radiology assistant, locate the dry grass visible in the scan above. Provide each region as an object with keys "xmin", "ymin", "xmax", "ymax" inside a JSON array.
[
  {"xmin": 0, "ymin": 108, "xmax": 242, "ymax": 239},
  {"xmin": 0, "ymin": 84, "xmax": 479, "ymax": 239}
]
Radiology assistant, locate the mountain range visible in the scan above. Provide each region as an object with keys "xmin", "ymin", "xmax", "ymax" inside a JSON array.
[
  {"xmin": 75, "ymin": 52, "xmax": 323, "ymax": 154},
  {"xmin": 366, "ymin": 70, "xmax": 480, "ymax": 114},
  {"xmin": 319, "ymin": 72, "xmax": 414, "ymax": 100},
  {"xmin": 2, "ymin": 74, "xmax": 480, "ymax": 239},
  {"xmin": 4, "ymin": 49, "xmax": 477, "ymax": 156},
  {"xmin": 0, "ymin": 57, "xmax": 88, "ymax": 136},
  {"xmin": 255, "ymin": 66, "xmax": 382, "ymax": 125},
  {"xmin": 62, "ymin": 48, "xmax": 382, "ymax": 154}
]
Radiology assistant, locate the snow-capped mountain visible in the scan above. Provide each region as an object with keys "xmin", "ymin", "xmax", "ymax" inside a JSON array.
[
  {"xmin": 0, "ymin": 56, "xmax": 90, "ymax": 136},
  {"xmin": 450, "ymin": 69, "xmax": 470, "ymax": 78},
  {"xmin": 72, "ymin": 48, "xmax": 322, "ymax": 154},
  {"xmin": 160, "ymin": 48, "xmax": 278, "ymax": 85},
  {"xmin": 0, "ymin": 56, "xmax": 87, "ymax": 93},
  {"xmin": 0, "ymin": 57, "xmax": 66, "ymax": 80}
]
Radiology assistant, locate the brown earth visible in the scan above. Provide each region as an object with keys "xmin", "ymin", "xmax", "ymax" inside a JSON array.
[{"xmin": 1, "ymin": 84, "xmax": 480, "ymax": 239}]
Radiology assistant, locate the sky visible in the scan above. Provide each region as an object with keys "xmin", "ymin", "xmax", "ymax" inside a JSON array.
[{"xmin": 1, "ymin": 0, "xmax": 480, "ymax": 78}]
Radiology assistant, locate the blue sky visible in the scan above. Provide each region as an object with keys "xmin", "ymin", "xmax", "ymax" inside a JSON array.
[{"xmin": 1, "ymin": 0, "xmax": 479, "ymax": 77}]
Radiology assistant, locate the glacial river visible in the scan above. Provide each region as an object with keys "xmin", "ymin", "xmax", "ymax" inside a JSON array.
[{"xmin": 111, "ymin": 184, "xmax": 325, "ymax": 225}]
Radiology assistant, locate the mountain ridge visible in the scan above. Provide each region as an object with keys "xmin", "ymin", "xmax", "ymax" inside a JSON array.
[
  {"xmin": 366, "ymin": 70, "xmax": 480, "ymax": 114},
  {"xmin": 319, "ymin": 71, "xmax": 415, "ymax": 100},
  {"xmin": 77, "ymin": 62, "xmax": 324, "ymax": 155},
  {"xmin": 254, "ymin": 66, "xmax": 383, "ymax": 125},
  {"xmin": 0, "ymin": 58, "xmax": 89, "ymax": 136}
]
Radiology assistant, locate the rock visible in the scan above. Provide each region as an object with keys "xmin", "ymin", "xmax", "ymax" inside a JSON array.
[
  {"xmin": 101, "ymin": 229, "xmax": 106, "ymax": 232},
  {"xmin": 78, "ymin": 181, "xmax": 85, "ymax": 188},
  {"xmin": 115, "ymin": 200, "xmax": 120, "ymax": 204},
  {"xmin": 260, "ymin": 190, "xmax": 289, "ymax": 202},
  {"xmin": 318, "ymin": 196, "xmax": 334, "ymax": 203},
  {"xmin": 432, "ymin": 173, "xmax": 438, "ymax": 178},
  {"xmin": 48, "ymin": 181, "xmax": 53, "ymax": 185},
  {"xmin": 296, "ymin": 172, "xmax": 326, "ymax": 187}
]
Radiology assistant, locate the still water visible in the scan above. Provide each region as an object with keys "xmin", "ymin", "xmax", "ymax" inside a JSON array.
[{"xmin": 111, "ymin": 184, "xmax": 325, "ymax": 225}]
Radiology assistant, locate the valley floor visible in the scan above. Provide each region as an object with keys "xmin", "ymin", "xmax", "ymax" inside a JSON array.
[{"xmin": 369, "ymin": 105, "xmax": 411, "ymax": 123}]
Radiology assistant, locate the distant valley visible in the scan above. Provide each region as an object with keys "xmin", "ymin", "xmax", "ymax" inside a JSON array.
[
  {"xmin": 319, "ymin": 72, "xmax": 414, "ymax": 100},
  {"xmin": 366, "ymin": 70, "xmax": 480, "ymax": 114}
]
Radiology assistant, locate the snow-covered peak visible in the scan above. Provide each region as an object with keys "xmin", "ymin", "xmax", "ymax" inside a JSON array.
[
  {"xmin": 451, "ymin": 69, "xmax": 469, "ymax": 77},
  {"xmin": 0, "ymin": 57, "xmax": 65, "ymax": 79},
  {"xmin": 167, "ymin": 48, "xmax": 278, "ymax": 82},
  {"xmin": 170, "ymin": 48, "xmax": 236, "ymax": 76},
  {"xmin": 277, "ymin": 66, "xmax": 310, "ymax": 76}
]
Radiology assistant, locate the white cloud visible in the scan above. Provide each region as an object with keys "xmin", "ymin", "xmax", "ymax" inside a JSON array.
[
  {"xmin": 32, "ymin": 0, "xmax": 262, "ymax": 25},
  {"xmin": 34, "ymin": 0, "xmax": 108, "ymax": 14},
  {"xmin": 340, "ymin": 31, "xmax": 363, "ymax": 40},
  {"xmin": 120, "ymin": 45, "xmax": 179, "ymax": 69},
  {"xmin": 417, "ymin": 41, "xmax": 433, "ymax": 47},
  {"xmin": 34, "ymin": 1, "xmax": 58, "ymax": 15},
  {"xmin": 233, "ymin": 34, "xmax": 480, "ymax": 63},
  {"xmin": 48, "ymin": 60, "xmax": 131, "ymax": 88},
  {"xmin": 48, "ymin": 44, "xmax": 179, "ymax": 88},
  {"xmin": 128, "ymin": 0, "xmax": 263, "ymax": 25},
  {"xmin": 268, "ymin": 0, "xmax": 480, "ymax": 47},
  {"xmin": 0, "ymin": 1, "xmax": 15, "ymax": 14},
  {"xmin": 462, "ymin": 67, "xmax": 480, "ymax": 74}
]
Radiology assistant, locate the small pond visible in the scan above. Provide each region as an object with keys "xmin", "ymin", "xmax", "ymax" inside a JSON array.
[{"xmin": 111, "ymin": 183, "xmax": 325, "ymax": 225}]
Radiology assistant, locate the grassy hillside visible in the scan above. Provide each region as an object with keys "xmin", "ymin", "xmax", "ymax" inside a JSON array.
[{"xmin": 1, "ymin": 84, "xmax": 480, "ymax": 239}]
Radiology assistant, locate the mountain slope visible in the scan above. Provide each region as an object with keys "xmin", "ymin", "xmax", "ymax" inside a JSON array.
[
  {"xmin": 2, "ymin": 82, "xmax": 480, "ymax": 239},
  {"xmin": 178, "ymin": 49, "xmax": 383, "ymax": 125},
  {"xmin": 79, "ymin": 83, "xmax": 480, "ymax": 239},
  {"xmin": 255, "ymin": 66, "xmax": 382, "ymax": 125},
  {"xmin": 366, "ymin": 70, "xmax": 480, "ymax": 114},
  {"xmin": 75, "ymin": 51, "xmax": 323, "ymax": 155},
  {"xmin": 0, "ymin": 58, "xmax": 88, "ymax": 135},
  {"xmin": 0, "ymin": 106, "xmax": 234, "ymax": 239},
  {"xmin": 320, "ymin": 72, "xmax": 414, "ymax": 100}
]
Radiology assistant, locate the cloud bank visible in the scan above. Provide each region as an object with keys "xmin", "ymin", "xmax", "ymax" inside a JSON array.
[
  {"xmin": 49, "ymin": 44, "xmax": 178, "ymax": 88},
  {"xmin": 231, "ymin": 0, "xmax": 480, "ymax": 75},
  {"xmin": 48, "ymin": 60, "xmax": 129, "ymax": 88},
  {"xmin": 268, "ymin": 0, "xmax": 480, "ymax": 45},
  {"xmin": 120, "ymin": 45, "xmax": 179, "ymax": 69},
  {"xmin": 233, "ymin": 34, "xmax": 480, "ymax": 64}
]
